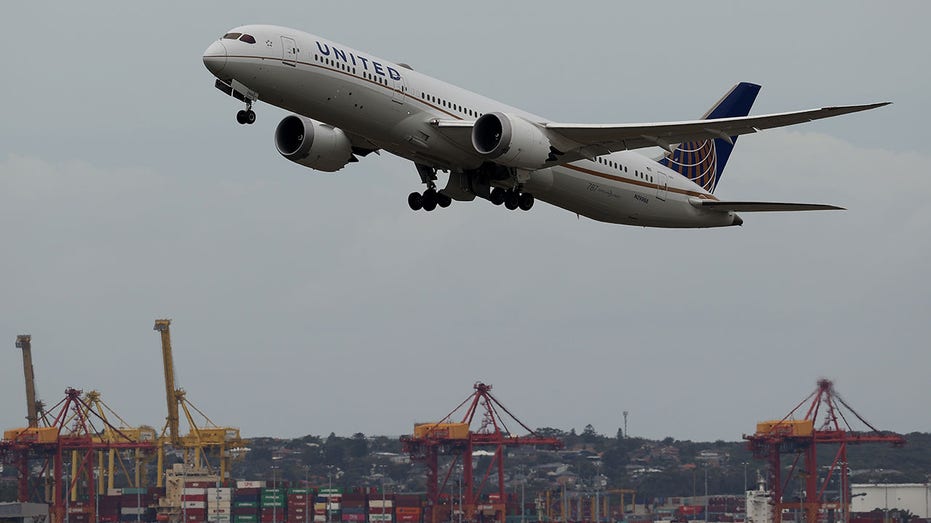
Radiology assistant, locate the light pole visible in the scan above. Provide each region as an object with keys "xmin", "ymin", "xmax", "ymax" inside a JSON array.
[
  {"xmin": 182, "ymin": 465, "xmax": 188, "ymax": 523},
  {"xmin": 272, "ymin": 466, "xmax": 279, "ymax": 523},
  {"xmin": 380, "ymin": 468, "xmax": 386, "ymax": 523},
  {"xmin": 520, "ymin": 470, "xmax": 526, "ymax": 523},
  {"xmin": 457, "ymin": 464, "xmax": 462, "ymax": 523},
  {"xmin": 327, "ymin": 469, "xmax": 333, "ymax": 523},
  {"xmin": 94, "ymin": 470, "xmax": 99, "ymax": 523},
  {"xmin": 64, "ymin": 469, "xmax": 70, "ymax": 523},
  {"xmin": 305, "ymin": 466, "xmax": 310, "ymax": 523}
]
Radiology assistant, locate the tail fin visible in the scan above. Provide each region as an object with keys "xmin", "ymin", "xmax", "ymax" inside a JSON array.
[{"xmin": 657, "ymin": 82, "xmax": 761, "ymax": 193}]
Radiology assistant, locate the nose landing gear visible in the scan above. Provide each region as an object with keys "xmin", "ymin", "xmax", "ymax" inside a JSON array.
[{"xmin": 236, "ymin": 102, "xmax": 256, "ymax": 125}]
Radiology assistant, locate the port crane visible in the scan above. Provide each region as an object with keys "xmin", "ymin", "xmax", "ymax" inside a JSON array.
[
  {"xmin": 1, "ymin": 388, "xmax": 157, "ymax": 523},
  {"xmin": 16, "ymin": 334, "xmax": 46, "ymax": 428},
  {"xmin": 402, "ymin": 382, "xmax": 563, "ymax": 523},
  {"xmin": 82, "ymin": 390, "xmax": 158, "ymax": 491},
  {"xmin": 154, "ymin": 319, "xmax": 246, "ymax": 485},
  {"xmin": 744, "ymin": 379, "xmax": 905, "ymax": 523}
]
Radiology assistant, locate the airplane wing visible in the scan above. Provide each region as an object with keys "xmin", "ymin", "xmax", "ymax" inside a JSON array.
[
  {"xmin": 688, "ymin": 198, "xmax": 844, "ymax": 212},
  {"xmin": 431, "ymin": 102, "xmax": 889, "ymax": 163},
  {"xmin": 546, "ymin": 103, "xmax": 889, "ymax": 153}
]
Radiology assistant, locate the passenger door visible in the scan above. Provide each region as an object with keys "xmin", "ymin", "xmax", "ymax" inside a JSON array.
[
  {"xmin": 391, "ymin": 75, "xmax": 406, "ymax": 105},
  {"xmin": 281, "ymin": 36, "xmax": 297, "ymax": 67},
  {"xmin": 655, "ymin": 172, "xmax": 668, "ymax": 202}
]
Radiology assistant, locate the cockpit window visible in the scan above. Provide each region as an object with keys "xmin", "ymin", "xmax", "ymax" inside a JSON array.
[
  {"xmin": 239, "ymin": 34, "xmax": 256, "ymax": 44},
  {"xmin": 222, "ymin": 32, "xmax": 242, "ymax": 40}
]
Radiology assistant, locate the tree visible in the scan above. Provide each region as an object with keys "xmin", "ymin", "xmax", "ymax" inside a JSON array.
[{"xmin": 349, "ymin": 433, "xmax": 368, "ymax": 458}]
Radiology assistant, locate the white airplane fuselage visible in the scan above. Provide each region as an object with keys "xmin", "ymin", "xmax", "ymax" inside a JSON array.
[{"xmin": 203, "ymin": 25, "xmax": 752, "ymax": 228}]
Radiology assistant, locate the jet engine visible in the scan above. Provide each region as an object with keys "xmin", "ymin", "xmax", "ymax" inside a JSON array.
[
  {"xmin": 471, "ymin": 112, "xmax": 554, "ymax": 170},
  {"xmin": 275, "ymin": 115, "xmax": 354, "ymax": 172}
]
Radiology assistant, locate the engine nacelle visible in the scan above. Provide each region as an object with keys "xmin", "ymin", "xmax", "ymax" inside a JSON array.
[
  {"xmin": 471, "ymin": 112, "xmax": 553, "ymax": 170},
  {"xmin": 275, "ymin": 115, "xmax": 354, "ymax": 172}
]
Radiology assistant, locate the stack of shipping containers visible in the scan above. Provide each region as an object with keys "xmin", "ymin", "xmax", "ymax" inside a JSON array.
[
  {"xmin": 287, "ymin": 488, "xmax": 313, "ymax": 523},
  {"xmin": 315, "ymin": 489, "xmax": 342, "ymax": 523},
  {"xmin": 341, "ymin": 493, "xmax": 365, "ymax": 523},
  {"xmin": 45, "ymin": 481, "xmax": 430, "ymax": 523},
  {"xmin": 99, "ymin": 492, "xmax": 123, "ymax": 523},
  {"xmin": 67, "ymin": 501, "xmax": 90, "ymax": 523},
  {"xmin": 367, "ymin": 494, "xmax": 392, "ymax": 523},
  {"xmin": 261, "ymin": 487, "xmax": 285, "ymax": 523},
  {"xmin": 181, "ymin": 482, "xmax": 210, "ymax": 523},
  {"xmin": 234, "ymin": 482, "xmax": 264, "ymax": 523},
  {"xmin": 122, "ymin": 488, "xmax": 155, "ymax": 523},
  {"xmin": 207, "ymin": 487, "xmax": 232, "ymax": 523},
  {"xmin": 394, "ymin": 495, "xmax": 421, "ymax": 523}
]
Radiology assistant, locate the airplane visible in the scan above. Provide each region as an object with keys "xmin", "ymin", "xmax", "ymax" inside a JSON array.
[{"xmin": 202, "ymin": 25, "xmax": 888, "ymax": 228}]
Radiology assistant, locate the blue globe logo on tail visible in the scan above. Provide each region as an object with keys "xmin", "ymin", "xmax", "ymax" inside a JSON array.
[{"xmin": 658, "ymin": 82, "xmax": 761, "ymax": 194}]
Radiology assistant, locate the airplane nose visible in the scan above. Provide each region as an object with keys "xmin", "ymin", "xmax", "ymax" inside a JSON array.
[{"xmin": 203, "ymin": 40, "xmax": 227, "ymax": 75}]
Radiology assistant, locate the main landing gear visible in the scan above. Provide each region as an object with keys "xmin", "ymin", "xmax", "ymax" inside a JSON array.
[
  {"xmin": 408, "ymin": 163, "xmax": 452, "ymax": 212},
  {"xmin": 489, "ymin": 187, "xmax": 534, "ymax": 211},
  {"xmin": 236, "ymin": 102, "xmax": 256, "ymax": 125},
  {"xmin": 408, "ymin": 186, "xmax": 452, "ymax": 212}
]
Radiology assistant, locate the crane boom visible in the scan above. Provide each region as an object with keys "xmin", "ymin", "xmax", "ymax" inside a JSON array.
[
  {"xmin": 154, "ymin": 319, "xmax": 180, "ymax": 444},
  {"xmin": 15, "ymin": 335, "xmax": 39, "ymax": 428}
]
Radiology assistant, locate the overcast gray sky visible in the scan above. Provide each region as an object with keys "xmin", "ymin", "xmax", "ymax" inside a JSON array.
[{"xmin": 2, "ymin": 3, "xmax": 928, "ymax": 444}]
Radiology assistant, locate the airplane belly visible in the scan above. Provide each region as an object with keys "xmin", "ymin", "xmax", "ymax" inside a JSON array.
[{"xmin": 535, "ymin": 165, "xmax": 735, "ymax": 228}]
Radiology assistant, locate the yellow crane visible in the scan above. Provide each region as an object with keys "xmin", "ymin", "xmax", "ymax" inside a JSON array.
[
  {"xmin": 153, "ymin": 319, "xmax": 247, "ymax": 487},
  {"xmin": 81, "ymin": 390, "xmax": 157, "ymax": 492},
  {"xmin": 16, "ymin": 335, "xmax": 45, "ymax": 428},
  {"xmin": 603, "ymin": 489, "xmax": 636, "ymax": 519}
]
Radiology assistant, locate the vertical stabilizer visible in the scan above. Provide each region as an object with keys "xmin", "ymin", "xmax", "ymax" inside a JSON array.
[{"xmin": 657, "ymin": 82, "xmax": 761, "ymax": 193}]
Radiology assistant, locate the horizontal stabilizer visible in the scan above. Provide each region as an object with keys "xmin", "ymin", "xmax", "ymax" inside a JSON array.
[{"xmin": 689, "ymin": 198, "xmax": 844, "ymax": 212}]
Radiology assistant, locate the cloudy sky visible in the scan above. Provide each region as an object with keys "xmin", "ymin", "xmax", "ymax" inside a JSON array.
[{"xmin": 2, "ymin": 3, "xmax": 928, "ymax": 444}]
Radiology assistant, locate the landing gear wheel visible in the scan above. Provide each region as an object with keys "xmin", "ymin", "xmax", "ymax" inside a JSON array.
[
  {"xmin": 408, "ymin": 192, "xmax": 423, "ymax": 211},
  {"xmin": 504, "ymin": 190, "xmax": 520, "ymax": 210},
  {"xmin": 518, "ymin": 192, "xmax": 535, "ymax": 211},
  {"xmin": 422, "ymin": 189, "xmax": 438, "ymax": 211},
  {"xmin": 490, "ymin": 187, "xmax": 505, "ymax": 206},
  {"xmin": 237, "ymin": 108, "xmax": 256, "ymax": 125},
  {"xmin": 436, "ymin": 192, "xmax": 452, "ymax": 208}
]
